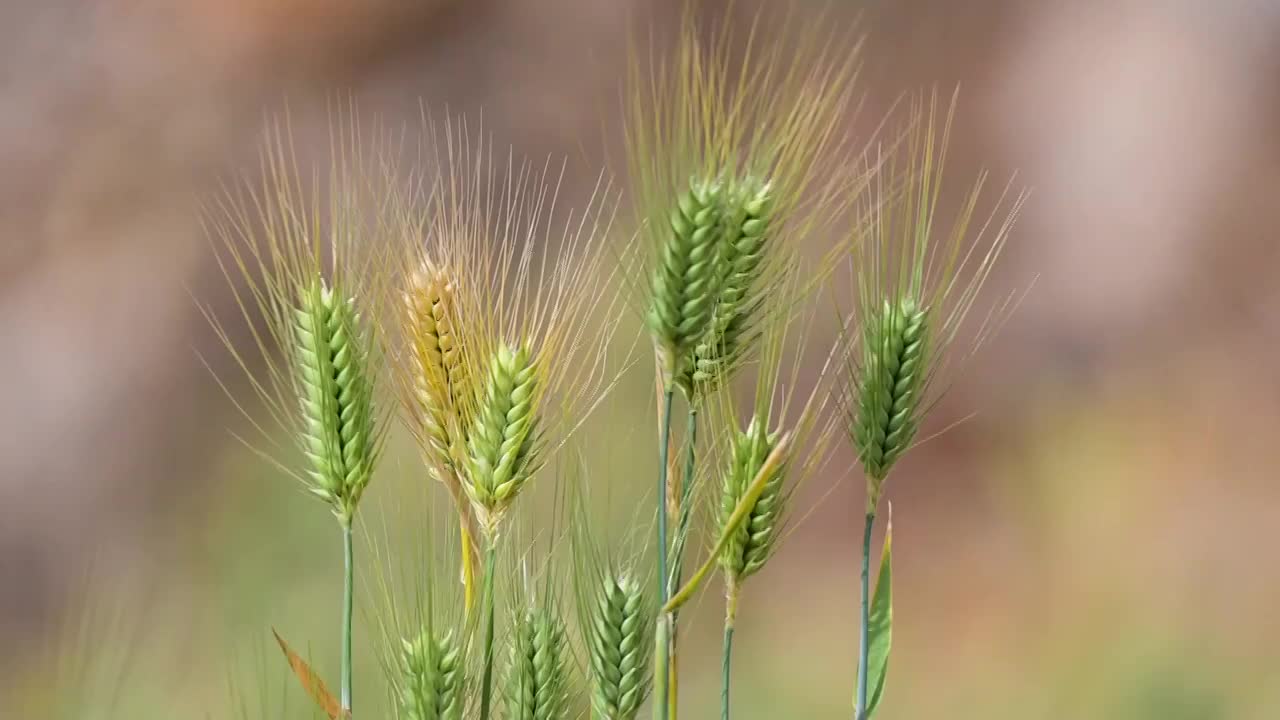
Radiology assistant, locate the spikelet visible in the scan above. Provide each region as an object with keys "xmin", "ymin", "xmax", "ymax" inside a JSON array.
[
  {"xmin": 294, "ymin": 277, "xmax": 378, "ymax": 520},
  {"xmin": 504, "ymin": 605, "xmax": 571, "ymax": 720},
  {"xmin": 581, "ymin": 570, "xmax": 653, "ymax": 720},
  {"xmin": 845, "ymin": 91, "xmax": 1026, "ymax": 510},
  {"xmin": 399, "ymin": 630, "xmax": 465, "ymax": 720},
  {"xmin": 626, "ymin": 6, "xmax": 865, "ymax": 394},
  {"xmin": 202, "ymin": 112, "xmax": 388, "ymax": 525}
]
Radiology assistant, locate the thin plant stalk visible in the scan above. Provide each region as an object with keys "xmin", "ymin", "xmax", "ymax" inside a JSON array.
[
  {"xmin": 667, "ymin": 404, "xmax": 698, "ymax": 718},
  {"xmin": 655, "ymin": 388, "xmax": 675, "ymax": 720},
  {"xmin": 340, "ymin": 521, "xmax": 354, "ymax": 714},
  {"xmin": 854, "ymin": 510, "xmax": 876, "ymax": 720},
  {"xmin": 478, "ymin": 543, "xmax": 498, "ymax": 720},
  {"xmin": 721, "ymin": 583, "xmax": 739, "ymax": 720}
]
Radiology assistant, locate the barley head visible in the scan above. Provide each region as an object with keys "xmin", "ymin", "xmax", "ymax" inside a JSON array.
[
  {"xmin": 465, "ymin": 341, "xmax": 540, "ymax": 532},
  {"xmin": 626, "ymin": 6, "xmax": 866, "ymax": 393},
  {"xmin": 851, "ymin": 297, "xmax": 928, "ymax": 488},
  {"xmin": 717, "ymin": 414, "xmax": 787, "ymax": 584},
  {"xmin": 582, "ymin": 570, "xmax": 652, "ymax": 720},
  {"xmin": 399, "ymin": 630, "xmax": 465, "ymax": 720},
  {"xmin": 203, "ymin": 114, "xmax": 389, "ymax": 524},
  {"xmin": 504, "ymin": 605, "xmax": 571, "ymax": 720},
  {"xmin": 647, "ymin": 177, "xmax": 725, "ymax": 384},
  {"xmin": 683, "ymin": 178, "xmax": 775, "ymax": 395},
  {"xmin": 294, "ymin": 276, "xmax": 378, "ymax": 522},
  {"xmin": 403, "ymin": 258, "xmax": 469, "ymax": 472},
  {"xmin": 845, "ymin": 91, "xmax": 1025, "ymax": 508}
]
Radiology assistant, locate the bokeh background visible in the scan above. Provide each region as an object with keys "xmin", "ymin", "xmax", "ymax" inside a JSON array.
[{"xmin": 4, "ymin": 0, "xmax": 1280, "ymax": 717}]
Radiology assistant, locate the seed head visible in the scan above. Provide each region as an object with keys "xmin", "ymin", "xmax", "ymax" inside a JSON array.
[
  {"xmin": 293, "ymin": 276, "xmax": 378, "ymax": 522},
  {"xmin": 504, "ymin": 605, "xmax": 571, "ymax": 720},
  {"xmin": 682, "ymin": 178, "xmax": 775, "ymax": 395},
  {"xmin": 851, "ymin": 297, "xmax": 928, "ymax": 487},
  {"xmin": 403, "ymin": 259, "xmax": 469, "ymax": 472},
  {"xmin": 647, "ymin": 178, "xmax": 725, "ymax": 383},
  {"xmin": 581, "ymin": 570, "xmax": 652, "ymax": 720},
  {"xmin": 465, "ymin": 341, "xmax": 539, "ymax": 532},
  {"xmin": 399, "ymin": 630, "xmax": 465, "ymax": 720},
  {"xmin": 626, "ymin": 7, "xmax": 865, "ymax": 393},
  {"xmin": 845, "ymin": 91, "xmax": 1025, "ymax": 507},
  {"xmin": 717, "ymin": 414, "xmax": 787, "ymax": 584}
]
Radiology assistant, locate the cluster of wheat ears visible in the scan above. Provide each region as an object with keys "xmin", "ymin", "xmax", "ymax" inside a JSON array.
[{"xmin": 204, "ymin": 8, "xmax": 1025, "ymax": 720}]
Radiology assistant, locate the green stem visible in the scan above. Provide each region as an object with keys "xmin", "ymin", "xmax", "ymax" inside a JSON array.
[
  {"xmin": 668, "ymin": 406, "xmax": 698, "ymax": 720},
  {"xmin": 341, "ymin": 520, "xmax": 354, "ymax": 714},
  {"xmin": 478, "ymin": 541, "xmax": 498, "ymax": 720},
  {"xmin": 721, "ymin": 582, "xmax": 739, "ymax": 720},
  {"xmin": 854, "ymin": 511, "xmax": 876, "ymax": 720},
  {"xmin": 654, "ymin": 388, "xmax": 675, "ymax": 720}
]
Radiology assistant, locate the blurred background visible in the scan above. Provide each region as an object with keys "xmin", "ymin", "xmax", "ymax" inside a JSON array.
[{"xmin": 4, "ymin": 0, "xmax": 1280, "ymax": 717}]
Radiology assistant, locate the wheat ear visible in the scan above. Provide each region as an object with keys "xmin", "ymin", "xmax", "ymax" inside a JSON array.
[
  {"xmin": 464, "ymin": 341, "xmax": 540, "ymax": 533},
  {"xmin": 504, "ymin": 605, "xmax": 572, "ymax": 720},
  {"xmin": 582, "ymin": 570, "xmax": 653, "ymax": 720},
  {"xmin": 399, "ymin": 630, "xmax": 465, "ymax": 720},
  {"xmin": 294, "ymin": 277, "xmax": 378, "ymax": 522},
  {"xmin": 648, "ymin": 178, "xmax": 726, "ymax": 385}
]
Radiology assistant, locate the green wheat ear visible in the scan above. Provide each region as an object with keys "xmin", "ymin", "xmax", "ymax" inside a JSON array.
[
  {"xmin": 399, "ymin": 630, "xmax": 465, "ymax": 720},
  {"xmin": 294, "ymin": 275, "xmax": 378, "ymax": 521},
  {"xmin": 648, "ymin": 178, "xmax": 725, "ymax": 385},
  {"xmin": 684, "ymin": 178, "xmax": 775, "ymax": 396},
  {"xmin": 504, "ymin": 605, "xmax": 571, "ymax": 720},
  {"xmin": 582, "ymin": 570, "xmax": 653, "ymax": 720},
  {"xmin": 465, "ymin": 341, "xmax": 539, "ymax": 529},
  {"xmin": 717, "ymin": 414, "xmax": 788, "ymax": 584},
  {"xmin": 851, "ymin": 296, "xmax": 928, "ymax": 498}
]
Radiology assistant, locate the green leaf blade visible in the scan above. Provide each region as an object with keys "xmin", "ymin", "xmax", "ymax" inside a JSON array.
[{"xmin": 863, "ymin": 515, "xmax": 893, "ymax": 719}]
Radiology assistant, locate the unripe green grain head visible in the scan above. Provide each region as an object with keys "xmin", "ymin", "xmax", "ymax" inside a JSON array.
[
  {"xmin": 399, "ymin": 630, "xmax": 465, "ymax": 720},
  {"xmin": 293, "ymin": 276, "xmax": 378, "ymax": 522},
  {"xmin": 504, "ymin": 605, "xmax": 571, "ymax": 720},
  {"xmin": 582, "ymin": 570, "xmax": 653, "ymax": 720},
  {"xmin": 717, "ymin": 415, "xmax": 787, "ymax": 584},
  {"xmin": 465, "ymin": 341, "xmax": 540, "ymax": 530}
]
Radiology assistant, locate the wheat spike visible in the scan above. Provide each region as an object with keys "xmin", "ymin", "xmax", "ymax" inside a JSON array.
[
  {"xmin": 403, "ymin": 259, "xmax": 469, "ymax": 471},
  {"xmin": 465, "ymin": 341, "xmax": 539, "ymax": 529},
  {"xmin": 717, "ymin": 414, "xmax": 788, "ymax": 583},
  {"xmin": 399, "ymin": 630, "xmax": 465, "ymax": 720},
  {"xmin": 504, "ymin": 605, "xmax": 571, "ymax": 720},
  {"xmin": 647, "ymin": 178, "xmax": 725, "ymax": 384},
  {"xmin": 582, "ymin": 570, "xmax": 652, "ymax": 720},
  {"xmin": 293, "ymin": 276, "xmax": 377, "ymax": 521},
  {"xmin": 851, "ymin": 297, "xmax": 928, "ymax": 490},
  {"xmin": 684, "ymin": 178, "xmax": 775, "ymax": 394}
]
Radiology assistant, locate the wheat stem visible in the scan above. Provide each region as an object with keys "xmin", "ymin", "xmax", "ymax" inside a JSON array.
[
  {"xmin": 854, "ymin": 511, "xmax": 876, "ymax": 720},
  {"xmin": 666, "ymin": 405, "xmax": 698, "ymax": 718},
  {"xmin": 341, "ymin": 520, "xmax": 354, "ymax": 714},
  {"xmin": 654, "ymin": 388, "xmax": 675, "ymax": 720},
  {"xmin": 720, "ymin": 582, "xmax": 739, "ymax": 720},
  {"xmin": 478, "ymin": 542, "xmax": 498, "ymax": 720}
]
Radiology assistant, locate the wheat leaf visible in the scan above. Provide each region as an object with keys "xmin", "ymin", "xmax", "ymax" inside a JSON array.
[
  {"xmin": 861, "ymin": 512, "xmax": 893, "ymax": 719},
  {"xmin": 272, "ymin": 628, "xmax": 348, "ymax": 720}
]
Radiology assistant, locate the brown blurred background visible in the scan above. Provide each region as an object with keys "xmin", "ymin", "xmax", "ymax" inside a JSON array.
[{"xmin": 4, "ymin": 0, "xmax": 1280, "ymax": 717}]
